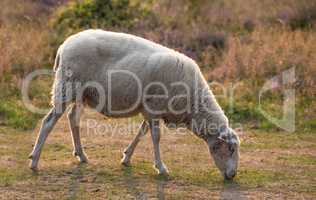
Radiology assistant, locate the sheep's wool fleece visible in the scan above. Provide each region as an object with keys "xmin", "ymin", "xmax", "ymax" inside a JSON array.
[{"xmin": 52, "ymin": 29, "xmax": 228, "ymax": 135}]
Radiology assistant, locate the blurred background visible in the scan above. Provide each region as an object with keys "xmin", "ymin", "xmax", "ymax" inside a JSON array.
[{"xmin": 0, "ymin": 0, "xmax": 315, "ymax": 131}]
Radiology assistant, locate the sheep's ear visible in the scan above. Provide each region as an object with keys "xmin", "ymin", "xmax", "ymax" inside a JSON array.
[
  {"xmin": 217, "ymin": 127, "xmax": 237, "ymax": 144},
  {"xmin": 217, "ymin": 128, "xmax": 229, "ymax": 142},
  {"xmin": 217, "ymin": 135, "xmax": 226, "ymax": 142},
  {"xmin": 229, "ymin": 137, "xmax": 239, "ymax": 146}
]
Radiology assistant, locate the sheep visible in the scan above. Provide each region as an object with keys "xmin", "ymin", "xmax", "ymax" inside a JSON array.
[{"xmin": 29, "ymin": 29, "xmax": 240, "ymax": 180}]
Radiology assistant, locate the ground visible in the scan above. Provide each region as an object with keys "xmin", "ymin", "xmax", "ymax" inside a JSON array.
[{"xmin": 0, "ymin": 109, "xmax": 315, "ymax": 200}]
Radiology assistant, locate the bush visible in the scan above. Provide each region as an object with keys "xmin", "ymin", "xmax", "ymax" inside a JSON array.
[
  {"xmin": 278, "ymin": 2, "xmax": 316, "ymax": 30},
  {"xmin": 51, "ymin": 0, "xmax": 154, "ymax": 47}
]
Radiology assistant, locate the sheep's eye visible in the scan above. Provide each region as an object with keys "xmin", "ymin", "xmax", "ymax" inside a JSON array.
[{"xmin": 229, "ymin": 145, "xmax": 235, "ymax": 155}]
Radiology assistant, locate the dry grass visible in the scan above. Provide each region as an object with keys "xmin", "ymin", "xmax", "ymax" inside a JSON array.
[
  {"xmin": 0, "ymin": 112, "xmax": 315, "ymax": 199},
  {"xmin": 0, "ymin": 0, "xmax": 314, "ymax": 130},
  {"xmin": 0, "ymin": 0, "xmax": 54, "ymax": 81},
  {"xmin": 0, "ymin": 24, "xmax": 49, "ymax": 77},
  {"xmin": 152, "ymin": 0, "xmax": 316, "ymax": 29},
  {"xmin": 209, "ymin": 28, "xmax": 316, "ymax": 96},
  {"xmin": 139, "ymin": 0, "xmax": 316, "ymax": 99}
]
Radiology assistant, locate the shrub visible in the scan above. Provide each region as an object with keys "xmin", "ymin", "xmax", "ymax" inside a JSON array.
[
  {"xmin": 277, "ymin": 2, "xmax": 316, "ymax": 30},
  {"xmin": 51, "ymin": 0, "xmax": 154, "ymax": 47}
]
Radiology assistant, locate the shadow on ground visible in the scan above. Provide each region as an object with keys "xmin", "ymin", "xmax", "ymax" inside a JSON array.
[{"xmin": 60, "ymin": 162, "xmax": 249, "ymax": 200}]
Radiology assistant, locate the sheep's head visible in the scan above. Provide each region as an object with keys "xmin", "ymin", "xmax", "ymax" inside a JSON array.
[{"xmin": 206, "ymin": 127, "xmax": 240, "ymax": 180}]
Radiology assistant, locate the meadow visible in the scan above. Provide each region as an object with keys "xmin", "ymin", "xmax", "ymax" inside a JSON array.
[
  {"xmin": 0, "ymin": 111, "xmax": 315, "ymax": 199},
  {"xmin": 0, "ymin": 0, "xmax": 315, "ymax": 199}
]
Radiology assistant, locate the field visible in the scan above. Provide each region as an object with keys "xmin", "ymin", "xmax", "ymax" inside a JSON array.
[
  {"xmin": 0, "ymin": 110, "xmax": 315, "ymax": 199},
  {"xmin": 0, "ymin": 0, "xmax": 316, "ymax": 199}
]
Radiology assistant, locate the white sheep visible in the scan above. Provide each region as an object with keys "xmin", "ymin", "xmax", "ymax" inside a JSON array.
[{"xmin": 29, "ymin": 29, "xmax": 240, "ymax": 180}]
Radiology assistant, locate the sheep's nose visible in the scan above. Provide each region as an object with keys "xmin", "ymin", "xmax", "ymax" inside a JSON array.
[{"xmin": 224, "ymin": 171, "xmax": 236, "ymax": 180}]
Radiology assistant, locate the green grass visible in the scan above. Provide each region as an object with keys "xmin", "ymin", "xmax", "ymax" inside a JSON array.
[
  {"xmin": 236, "ymin": 169, "xmax": 289, "ymax": 187},
  {"xmin": 0, "ymin": 168, "xmax": 31, "ymax": 187},
  {"xmin": 277, "ymin": 154, "xmax": 316, "ymax": 165},
  {"xmin": 0, "ymin": 76, "xmax": 52, "ymax": 130},
  {"xmin": 240, "ymin": 130, "xmax": 316, "ymax": 150},
  {"xmin": 0, "ymin": 99, "xmax": 40, "ymax": 130}
]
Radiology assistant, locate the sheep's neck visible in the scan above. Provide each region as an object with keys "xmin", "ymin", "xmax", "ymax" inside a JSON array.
[{"xmin": 187, "ymin": 88, "xmax": 229, "ymax": 138}]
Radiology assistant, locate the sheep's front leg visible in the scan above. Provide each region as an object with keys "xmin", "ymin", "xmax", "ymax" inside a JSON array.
[
  {"xmin": 121, "ymin": 120, "xmax": 149, "ymax": 166},
  {"xmin": 67, "ymin": 103, "xmax": 88, "ymax": 163},
  {"xmin": 149, "ymin": 120, "xmax": 169, "ymax": 175},
  {"xmin": 29, "ymin": 107, "xmax": 64, "ymax": 171}
]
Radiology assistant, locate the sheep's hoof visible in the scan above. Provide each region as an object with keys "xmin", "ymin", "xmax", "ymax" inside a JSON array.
[
  {"xmin": 120, "ymin": 154, "xmax": 131, "ymax": 167},
  {"xmin": 30, "ymin": 166, "xmax": 38, "ymax": 172},
  {"xmin": 73, "ymin": 151, "xmax": 88, "ymax": 163},
  {"xmin": 29, "ymin": 161, "xmax": 38, "ymax": 172},
  {"xmin": 78, "ymin": 156, "xmax": 88, "ymax": 163},
  {"xmin": 121, "ymin": 160, "xmax": 131, "ymax": 167},
  {"xmin": 154, "ymin": 163, "xmax": 169, "ymax": 176},
  {"xmin": 28, "ymin": 153, "xmax": 39, "ymax": 171}
]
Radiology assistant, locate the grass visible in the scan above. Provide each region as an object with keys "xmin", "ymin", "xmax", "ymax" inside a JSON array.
[
  {"xmin": 277, "ymin": 154, "xmax": 316, "ymax": 165},
  {"xmin": 0, "ymin": 76, "xmax": 52, "ymax": 130},
  {"xmin": 0, "ymin": 0, "xmax": 50, "ymax": 76},
  {"xmin": 0, "ymin": 0, "xmax": 54, "ymax": 130},
  {"xmin": 240, "ymin": 130, "xmax": 316, "ymax": 150},
  {"xmin": 0, "ymin": 114, "xmax": 315, "ymax": 199},
  {"xmin": 0, "ymin": 98, "xmax": 39, "ymax": 130}
]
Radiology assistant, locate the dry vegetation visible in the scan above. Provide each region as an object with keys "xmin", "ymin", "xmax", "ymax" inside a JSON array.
[
  {"xmin": 0, "ymin": 0, "xmax": 52, "ymax": 80},
  {"xmin": 146, "ymin": 0, "xmax": 316, "ymax": 96},
  {"xmin": 0, "ymin": 0, "xmax": 66, "ymax": 129},
  {"xmin": 209, "ymin": 28, "xmax": 316, "ymax": 94},
  {"xmin": 136, "ymin": 0, "xmax": 316, "ymax": 129},
  {"xmin": 0, "ymin": 0, "xmax": 315, "ymax": 129}
]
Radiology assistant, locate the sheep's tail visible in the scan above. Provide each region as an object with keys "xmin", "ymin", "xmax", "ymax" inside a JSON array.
[
  {"xmin": 53, "ymin": 45, "xmax": 63, "ymax": 72},
  {"xmin": 51, "ymin": 44, "xmax": 69, "ymax": 107}
]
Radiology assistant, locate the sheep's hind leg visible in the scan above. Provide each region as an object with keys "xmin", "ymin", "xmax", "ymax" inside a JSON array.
[
  {"xmin": 149, "ymin": 120, "xmax": 169, "ymax": 175},
  {"xmin": 121, "ymin": 120, "xmax": 149, "ymax": 166},
  {"xmin": 29, "ymin": 106, "xmax": 65, "ymax": 171},
  {"xmin": 67, "ymin": 103, "xmax": 88, "ymax": 163}
]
